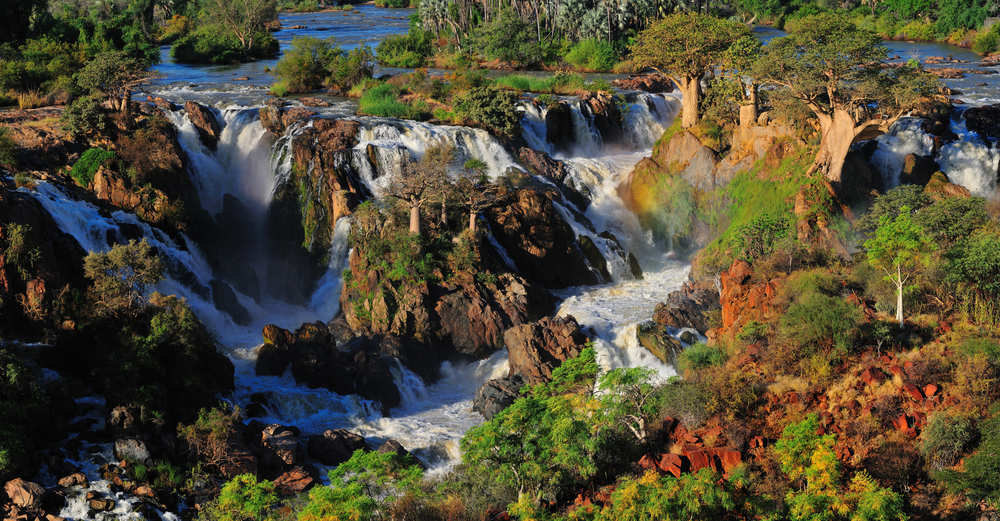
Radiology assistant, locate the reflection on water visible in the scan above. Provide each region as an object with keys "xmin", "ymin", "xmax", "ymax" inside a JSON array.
[{"xmin": 149, "ymin": 5, "xmax": 414, "ymax": 88}]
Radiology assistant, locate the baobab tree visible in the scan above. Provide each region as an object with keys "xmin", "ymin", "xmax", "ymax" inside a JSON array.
[
  {"xmin": 455, "ymin": 158, "xmax": 505, "ymax": 234},
  {"xmin": 752, "ymin": 13, "xmax": 938, "ymax": 186},
  {"xmin": 630, "ymin": 13, "xmax": 749, "ymax": 128},
  {"xmin": 386, "ymin": 144, "xmax": 451, "ymax": 236}
]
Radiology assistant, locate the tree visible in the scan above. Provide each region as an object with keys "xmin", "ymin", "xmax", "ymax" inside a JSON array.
[
  {"xmin": 597, "ymin": 367, "xmax": 662, "ymax": 444},
  {"xmin": 386, "ymin": 144, "xmax": 451, "ymax": 236},
  {"xmin": 630, "ymin": 13, "xmax": 750, "ymax": 128},
  {"xmin": 946, "ymin": 229, "xmax": 1000, "ymax": 326},
  {"xmin": 753, "ymin": 13, "xmax": 939, "ymax": 185},
  {"xmin": 1, "ymin": 0, "xmax": 47, "ymax": 44},
  {"xmin": 197, "ymin": 473, "xmax": 279, "ymax": 521},
  {"xmin": 723, "ymin": 34, "xmax": 763, "ymax": 127},
  {"xmin": 864, "ymin": 206, "xmax": 933, "ymax": 326},
  {"xmin": 83, "ymin": 239, "xmax": 163, "ymax": 317},
  {"xmin": 299, "ymin": 450, "xmax": 424, "ymax": 521},
  {"xmin": 75, "ymin": 50, "xmax": 148, "ymax": 114},
  {"xmin": 273, "ymin": 37, "xmax": 341, "ymax": 93},
  {"xmin": 202, "ymin": 0, "xmax": 276, "ymax": 52},
  {"xmin": 455, "ymin": 158, "xmax": 503, "ymax": 234}
]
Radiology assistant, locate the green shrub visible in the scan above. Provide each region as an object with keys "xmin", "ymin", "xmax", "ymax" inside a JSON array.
[
  {"xmin": 677, "ymin": 343, "xmax": 727, "ymax": 372},
  {"xmin": 374, "ymin": 0, "xmax": 414, "ymax": 7},
  {"xmin": 974, "ymin": 24, "xmax": 1000, "ymax": 53},
  {"xmin": 564, "ymin": 39, "xmax": 616, "ymax": 71},
  {"xmin": 0, "ymin": 347, "xmax": 58, "ymax": 481},
  {"xmin": 197, "ymin": 474, "xmax": 279, "ymax": 521},
  {"xmin": 937, "ymin": 415, "xmax": 1000, "ymax": 502},
  {"xmin": 659, "ymin": 379, "xmax": 714, "ymax": 427},
  {"xmin": 0, "ymin": 127, "xmax": 16, "ymax": 169},
  {"xmin": 61, "ymin": 94, "xmax": 109, "ymax": 139},
  {"xmin": 737, "ymin": 320, "xmax": 769, "ymax": 344},
  {"xmin": 376, "ymin": 29, "xmax": 432, "ymax": 68},
  {"xmin": 358, "ymin": 83, "xmax": 415, "ymax": 118},
  {"xmin": 171, "ymin": 26, "xmax": 278, "ymax": 64},
  {"xmin": 730, "ymin": 213, "xmax": 791, "ymax": 263},
  {"xmin": 69, "ymin": 147, "xmax": 117, "ymax": 188},
  {"xmin": 921, "ymin": 414, "xmax": 975, "ymax": 470},
  {"xmin": 779, "ymin": 291, "xmax": 861, "ymax": 355},
  {"xmin": 471, "ymin": 10, "xmax": 551, "ymax": 66},
  {"xmin": 273, "ymin": 37, "xmax": 373, "ymax": 95},
  {"xmin": 452, "ymin": 86, "xmax": 520, "ymax": 138},
  {"xmin": 327, "ymin": 46, "xmax": 374, "ymax": 93},
  {"xmin": 958, "ymin": 337, "xmax": 1000, "ymax": 364}
]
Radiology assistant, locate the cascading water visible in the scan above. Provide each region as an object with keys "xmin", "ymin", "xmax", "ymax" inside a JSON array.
[{"xmin": 870, "ymin": 117, "xmax": 935, "ymax": 189}]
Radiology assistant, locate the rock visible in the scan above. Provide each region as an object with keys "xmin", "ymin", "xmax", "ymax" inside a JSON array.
[
  {"xmin": 902, "ymin": 383, "xmax": 924, "ymax": 402},
  {"xmin": 636, "ymin": 321, "xmax": 684, "ymax": 365},
  {"xmin": 4, "ymin": 479, "xmax": 45, "ymax": 509},
  {"xmin": 964, "ymin": 104, "xmax": 1000, "ymax": 140},
  {"xmin": 487, "ymin": 188, "xmax": 600, "ymax": 288},
  {"xmin": 657, "ymin": 453, "xmax": 684, "ymax": 478},
  {"xmin": 684, "ymin": 450, "xmax": 713, "ymax": 473},
  {"xmin": 377, "ymin": 440, "xmax": 411, "ymax": 459},
  {"xmin": 719, "ymin": 259, "xmax": 778, "ymax": 334},
  {"xmin": 184, "ymin": 101, "xmax": 221, "ymax": 149},
  {"xmin": 860, "ymin": 367, "xmax": 887, "ymax": 386},
  {"xmin": 924, "ymin": 171, "xmax": 972, "ymax": 200},
  {"xmin": 273, "ymin": 467, "xmax": 316, "ymax": 496},
  {"xmin": 211, "ymin": 279, "xmax": 251, "ymax": 326},
  {"xmin": 505, "ymin": 316, "xmax": 589, "ymax": 385},
  {"xmin": 581, "ymin": 91, "xmax": 623, "ymax": 143},
  {"xmin": 899, "ymin": 154, "xmax": 938, "ymax": 186},
  {"xmin": 57, "ymin": 473, "xmax": 87, "ymax": 489},
  {"xmin": 924, "ymin": 383, "xmax": 939, "ymax": 397},
  {"xmin": 627, "ymin": 252, "xmax": 643, "ymax": 279},
  {"xmin": 133, "ymin": 485, "xmax": 155, "ymax": 498},
  {"xmin": 255, "ymin": 342, "xmax": 292, "ymax": 376},
  {"xmin": 307, "ymin": 429, "xmax": 366, "ymax": 466},
  {"xmin": 113, "ymin": 438, "xmax": 151, "ymax": 464},
  {"xmin": 652, "ymin": 281, "xmax": 720, "ymax": 333},
  {"xmin": 544, "ymin": 102, "xmax": 575, "ymax": 152},
  {"xmin": 259, "ymin": 425, "xmax": 303, "ymax": 477},
  {"xmin": 87, "ymin": 498, "xmax": 115, "ymax": 512},
  {"xmin": 473, "ymin": 374, "xmax": 525, "ymax": 419},
  {"xmin": 517, "ymin": 147, "xmax": 570, "ymax": 185},
  {"xmin": 612, "ymin": 75, "xmax": 674, "ymax": 92},
  {"xmin": 577, "ymin": 236, "xmax": 610, "ymax": 282}
]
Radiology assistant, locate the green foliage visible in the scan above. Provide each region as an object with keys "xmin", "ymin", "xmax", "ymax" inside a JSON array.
[
  {"xmin": 198, "ymin": 474, "xmax": 279, "ymax": 521},
  {"xmin": 596, "ymin": 367, "xmax": 663, "ymax": 443},
  {"xmin": 658, "ymin": 378, "xmax": 714, "ymax": 428},
  {"xmin": 376, "ymin": 26, "xmax": 432, "ymax": 68},
  {"xmin": 359, "ymin": 82, "xmax": 419, "ymax": 118},
  {"xmin": 947, "ymin": 230, "xmax": 1000, "ymax": 326},
  {"xmin": 273, "ymin": 37, "xmax": 373, "ymax": 95},
  {"xmin": 858, "ymin": 185, "xmax": 931, "ymax": 234},
  {"xmin": 865, "ymin": 206, "xmax": 934, "ymax": 324},
  {"xmin": 933, "ymin": 0, "xmax": 988, "ymax": 36},
  {"xmin": 494, "ymin": 72, "xmax": 610, "ymax": 95},
  {"xmin": 731, "ymin": 213, "xmax": 791, "ymax": 263},
  {"xmin": 61, "ymin": 94, "xmax": 109, "ymax": 139},
  {"xmin": 677, "ymin": 343, "xmax": 727, "ymax": 372},
  {"xmin": 915, "ymin": 197, "xmax": 987, "ymax": 248},
  {"xmin": 472, "ymin": 10, "xmax": 551, "ymax": 67},
  {"xmin": 0, "ymin": 127, "xmax": 16, "ymax": 169},
  {"xmin": 69, "ymin": 147, "xmax": 117, "ymax": 188},
  {"xmin": 0, "ymin": 346, "xmax": 57, "ymax": 481},
  {"xmin": 589, "ymin": 468, "xmax": 739, "ymax": 521},
  {"xmin": 920, "ymin": 414, "xmax": 975, "ymax": 470},
  {"xmin": 75, "ymin": 50, "xmax": 144, "ymax": 105},
  {"xmin": 453, "ymin": 86, "xmax": 520, "ymax": 138},
  {"xmin": 779, "ymin": 290, "xmax": 862, "ymax": 355},
  {"xmin": 937, "ymin": 414, "xmax": 1000, "ymax": 503},
  {"xmin": 171, "ymin": 26, "xmax": 278, "ymax": 64},
  {"xmin": 630, "ymin": 13, "xmax": 750, "ymax": 82},
  {"xmin": 1, "ymin": 224, "xmax": 41, "ymax": 282},
  {"xmin": 299, "ymin": 449, "xmax": 424, "ymax": 521},
  {"xmin": 564, "ymin": 39, "xmax": 616, "ymax": 71},
  {"xmin": 83, "ymin": 239, "xmax": 163, "ymax": 317},
  {"xmin": 0, "ymin": 37, "xmax": 86, "ymax": 93}
]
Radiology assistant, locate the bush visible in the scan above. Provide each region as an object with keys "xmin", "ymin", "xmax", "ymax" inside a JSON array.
[
  {"xmin": 730, "ymin": 213, "xmax": 791, "ymax": 263},
  {"xmin": 779, "ymin": 291, "xmax": 861, "ymax": 356},
  {"xmin": 974, "ymin": 24, "xmax": 1000, "ymax": 53},
  {"xmin": 471, "ymin": 10, "xmax": 550, "ymax": 66},
  {"xmin": 358, "ymin": 83, "xmax": 416, "ymax": 118},
  {"xmin": 178, "ymin": 406, "xmax": 243, "ymax": 475},
  {"xmin": 452, "ymin": 86, "xmax": 520, "ymax": 138},
  {"xmin": 197, "ymin": 474, "xmax": 279, "ymax": 521},
  {"xmin": 937, "ymin": 415, "xmax": 1000, "ymax": 502},
  {"xmin": 0, "ymin": 127, "xmax": 16, "ymax": 169},
  {"xmin": 61, "ymin": 94, "xmax": 109, "ymax": 139},
  {"xmin": 376, "ymin": 29, "xmax": 432, "ymax": 68},
  {"xmin": 921, "ymin": 414, "xmax": 975, "ymax": 470},
  {"xmin": 83, "ymin": 238, "xmax": 162, "ymax": 316},
  {"xmin": 69, "ymin": 147, "xmax": 116, "ymax": 188},
  {"xmin": 300, "ymin": 449, "xmax": 424, "ymax": 521},
  {"xmin": 564, "ymin": 39, "xmax": 616, "ymax": 71},
  {"xmin": 677, "ymin": 343, "xmax": 727, "ymax": 372},
  {"xmin": 659, "ymin": 379, "xmax": 714, "ymax": 427},
  {"xmin": 0, "ymin": 347, "xmax": 59, "ymax": 481},
  {"xmin": 273, "ymin": 37, "xmax": 373, "ymax": 95},
  {"xmin": 171, "ymin": 26, "xmax": 278, "ymax": 64}
]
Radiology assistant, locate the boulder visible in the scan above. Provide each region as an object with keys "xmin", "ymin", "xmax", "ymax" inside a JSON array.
[
  {"xmin": 87, "ymin": 498, "xmax": 115, "ymax": 512},
  {"xmin": 473, "ymin": 374, "xmax": 525, "ymax": 419},
  {"xmin": 612, "ymin": 75, "xmax": 674, "ymax": 92},
  {"xmin": 486, "ymin": 188, "xmax": 600, "ymax": 288},
  {"xmin": 258, "ymin": 424, "xmax": 303, "ymax": 477},
  {"xmin": 307, "ymin": 429, "xmax": 366, "ymax": 466},
  {"xmin": 581, "ymin": 91, "xmax": 623, "ymax": 143},
  {"xmin": 273, "ymin": 467, "xmax": 316, "ymax": 496},
  {"xmin": 652, "ymin": 281, "xmax": 720, "ymax": 333},
  {"xmin": 211, "ymin": 279, "xmax": 251, "ymax": 326},
  {"xmin": 925, "ymin": 171, "xmax": 972, "ymax": 200},
  {"xmin": 184, "ymin": 101, "xmax": 221, "ymax": 149},
  {"xmin": 4, "ymin": 479, "xmax": 45, "ymax": 509},
  {"xmin": 505, "ymin": 316, "xmax": 589, "ymax": 385},
  {"xmin": 899, "ymin": 154, "xmax": 938, "ymax": 186},
  {"xmin": 963, "ymin": 104, "xmax": 1000, "ymax": 139},
  {"xmin": 544, "ymin": 102, "xmax": 575, "ymax": 152},
  {"xmin": 636, "ymin": 321, "xmax": 684, "ymax": 366},
  {"xmin": 113, "ymin": 438, "xmax": 151, "ymax": 464},
  {"xmin": 57, "ymin": 473, "xmax": 87, "ymax": 489},
  {"xmin": 377, "ymin": 440, "xmax": 411, "ymax": 459}
]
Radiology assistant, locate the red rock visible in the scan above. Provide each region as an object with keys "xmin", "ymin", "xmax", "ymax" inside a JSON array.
[
  {"xmin": 638, "ymin": 454, "xmax": 657, "ymax": 472},
  {"xmin": 889, "ymin": 365, "xmax": 904, "ymax": 378},
  {"xmin": 709, "ymin": 448, "xmax": 742, "ymax": 475},
  {"xmin": 860, "ymin": 367, "xmax": 886, "ymax": 386},
  {"xmin": 893, "ymin": 414, "xmax": 912, "ymax": 432},
  {"xmin": 57, "ymin": 473, "xmax": 87, "ymax": 489},
  {"xmin": 923, "ymin": 383, "xmax": 939, "ymax": 397},
  {"xmin": 749, "ymin": 436, "xmax": 765, "ymax": 449},
  {"xmin": 273, "ymin": 467, "xmax": 315, "ymax": 496},
  {"xmin": 657, "ymin": 453, "xmax": 684, "ymax": 478},
  {"xmin": 685, "ymin": 450, "xmax": 713, "ymax": 472},
  {"xmin": 4, "ymin": 479, "xmax": 44, "ymax": 509},
  {"xmin": 902, "ymin": 383, "xmax": 924, "ymax": 401}
]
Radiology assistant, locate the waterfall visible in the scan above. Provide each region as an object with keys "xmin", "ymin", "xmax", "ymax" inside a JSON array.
[{"xmin": 870, "ymin": 117, "xmax": 935, "ymax": 189}]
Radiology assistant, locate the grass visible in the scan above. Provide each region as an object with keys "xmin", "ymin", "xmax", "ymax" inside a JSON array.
[
  {"xmin": 493, "ymin": 72, "xmax": 612, "ymax": 95},
  {"xmin": 358, "ymin": 83, "xmax": 416, "ymax": 118}
]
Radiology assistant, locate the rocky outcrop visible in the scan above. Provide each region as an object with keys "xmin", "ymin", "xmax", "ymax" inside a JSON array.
[
  {"xmin": 0, "ymin": 187, "xmax": 87, "ymax": 337},
  {"xmin": 273, "ymin": 467, "xmax": 316, "ymax": 496},
  {"xmin": 719, "ymin": 260, "xmax": 778, "ymax": 336},
  {"xmin": 612, "ymin": 75, "xmax": 674, "ymax": 93},
  {"xmin": 257, "ymin": 424, "xmax": 304, "ymax": 478},
  {"xmin": 486, "ymin": 188, "xmax": 602, "ymax": 288},
  {"xmin": 636, "ymin": 321, "xmax": 685, "ymax": 366},
  {"xmin": 184, "ymin": 101, "xmax": 221, "ymax": 149},
  {"xmin": 898, "ymin": 154, "xmax": 938, "ymax": 186},
  {"xmin": 544, "ymin": 102, "xmax": 575, "ymax": 153},
  {"xmin": 581, "ymin": 92, "xmax": 623, "ymax": 144},
  {"xmin": 307, "ymin": 429, "xmax": 366, "ymax": 466},
  {"xmin": 963, "ymin": 104, "xmax": 1000, "ymax": 139},
  {"xmin": 652, "ymin": 281, "xmax": 720, "ymax": 333},
  {"xmin": 0, "ymin": 108, "xmax": 85, "ymax": 173},
  {"xmin": 505, "ymin": 315, "xmax": 589, "ymax": 385},
  {"xmin": 925, "ymin": 171, "xmax": 972, "ymax": 200},
  {"xmin": 473, "ymin": 374, "xmax": 524, "ymax": 419},
  {"xmin": 254, "ymin": 323, "xmax": 401, "ymax": 412}
]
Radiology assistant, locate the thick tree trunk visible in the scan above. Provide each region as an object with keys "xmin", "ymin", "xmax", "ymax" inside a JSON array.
[
  {"xmin": 679, "ymin": 76, "xmax": 700, "ymax": 129},
  {"xmin": 812, "ymin": 109, "xmax": 857, "ymax": 185},
  {"xmin": 409, "ymin": 205, "xmax": 421, "ymax": 236},
  {"xmin": 469, "ymin": 211, "xmax": 477, "ymax": 233},
  {"xmin": 739, "ymin": 104, "xmax": 756, "ymax": 129}
]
